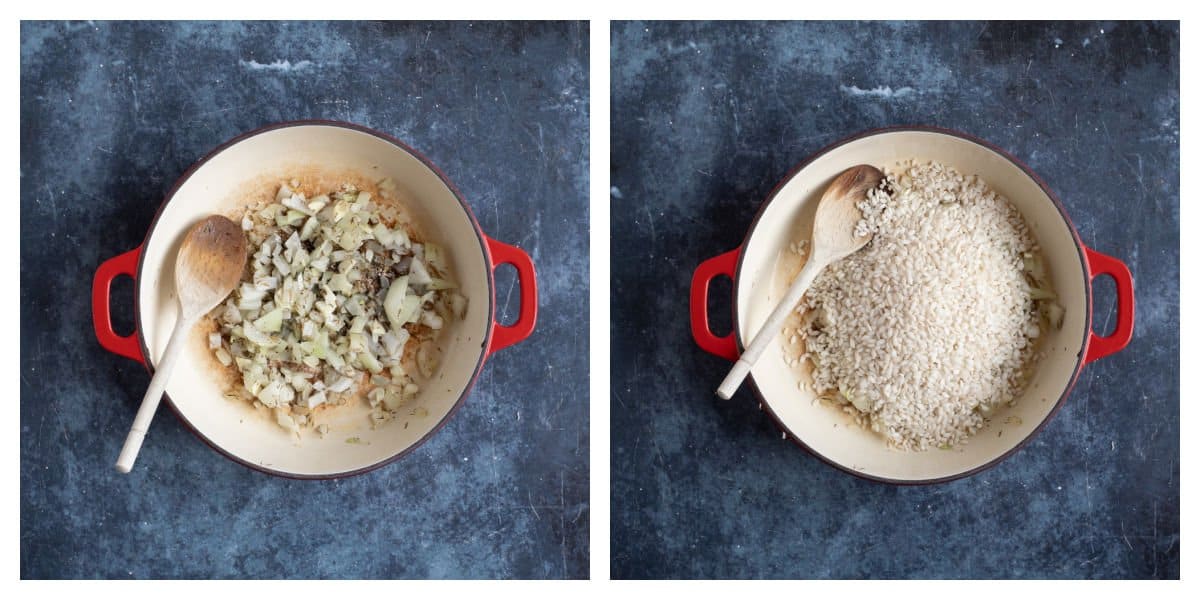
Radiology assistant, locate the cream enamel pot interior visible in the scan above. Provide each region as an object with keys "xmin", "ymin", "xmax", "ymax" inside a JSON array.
[
  {"xmin": 690, "ymin": 127, "xmax": 1134, "ymax": 484},
  {"xmin": 92, "ymin": 121, "xmax": 537, "ymax": 478}
]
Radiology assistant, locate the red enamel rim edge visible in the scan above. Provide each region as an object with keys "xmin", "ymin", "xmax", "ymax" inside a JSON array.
[
  {"xmin": 730, "ymin": 125, "xmax": 1094, "ymax": 486},
  {"xmin": 131, "ymin": 119, "xmax": 497, "ymax": 480}
]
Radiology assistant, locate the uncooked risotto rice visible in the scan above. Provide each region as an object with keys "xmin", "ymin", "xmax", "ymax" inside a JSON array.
[{"xmin": 794, "ymin": 160, "xmax": 1063, "ymax": 450}]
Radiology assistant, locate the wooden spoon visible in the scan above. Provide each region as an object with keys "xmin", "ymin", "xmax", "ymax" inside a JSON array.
[
  {"xmin": 716, "ymin": 165, "xmax": 884, "ymax": 400},
  {"xmin": 115, "ymin": 215, "xmax": 247, "ymax": 473}
]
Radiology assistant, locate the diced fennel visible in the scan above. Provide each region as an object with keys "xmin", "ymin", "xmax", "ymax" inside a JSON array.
[
  {"xmin": 274, "ymin": 407, "xmax": 300, "ymax": 433},
  {"xmin": 408, "ymin": 257, "xmax": 433, "ymax": 285},
  {"xmin": 321, "ymin": 273, "xmax": 347, "ymax": 295},
  {"xmin": 448, "ymin": 292, "xmax": 468, "ymax": 320},
  {"xmin": 359, "ymin": 350, "xmax": 383, "ymax": 373},
  {"xmin": 420, "ymin": 310, "xmax": 444, "ymax": 330},
  {"xmin": 384, "ymin": 275, "xmax": 410, "ymax": 329},
  {"xmin": 206, "ymin": 180, "xmax": 465, "ymax": 436},
  {"xmin": 1028, "ymin": 286, "xmax": 1057, "ymax": 300},
  {"xmin": 372, "ymin": 223, "xmax": 393, "ymax": 246},
  {"xmin": 328, "ymin": 376, "xmax": 354, "ymax": 393},
  {"xmin": 381, "ymin": 389, "xmax": 406, "ymax": 411},
  {"xmin": 257, "ymin": 380, "xmax": 295, "ymax": 408},
  {"xmin": 253, "ymin": 307, "xmax": 284, "ymax": 333},
  {"xmin": 396, "ymin": 295, "xmax": 422, "ymax": 325},
  {"xmin": 425, "ymin": 243, "xmax": 445, "ymax": 271},
  {"xmin": 1022, "ymin": 255, "xmax": 1047, "ymax": 282},
  {"xmin": 242, "ymin": 321, "xmax": 276, "ymax": 347},
  {"xmin": 240, "ymin": 283, "xmax": 266, "ymax": 301},
  {"xmin": 416, "ymin": 343, "xmax": 438, "ymax": 378},
  {"xmin": 1045, "ymin": 302, "xmax": 1065, "ymax": 330},
  {"xmin": 282, "ymin": 195, "xmax": 315, "ymax": 216},
  {"xmin": 300, "ymin": 217, "xmax": 320, "ymax": 241}
]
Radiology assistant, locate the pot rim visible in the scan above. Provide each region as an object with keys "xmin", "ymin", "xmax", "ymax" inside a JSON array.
[
  {"xmin": 731, "ymin": 125, "xmax": 1093, "ymax": 485},
  {"xmin": 132, "ymin": 119, "xmax": 495, "ymax": 480}
]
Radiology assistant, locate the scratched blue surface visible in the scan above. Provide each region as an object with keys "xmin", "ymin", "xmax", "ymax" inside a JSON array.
[
  {"xmin": 611, "ymin": 21, "xmax": 1178, "ymax": 579},
  {"xmin": 21, "ymin": 21, "xmax": 589, "ymax": 579}
]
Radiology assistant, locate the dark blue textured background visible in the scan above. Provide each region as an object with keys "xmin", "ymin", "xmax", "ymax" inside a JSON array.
[
  {"xmin": 610, "ymin": 21, "xmax": 1178, "ymax": 579},
  {"xmin": 21, "ymin": 21, "xmax": 589, "ymax": 579}
]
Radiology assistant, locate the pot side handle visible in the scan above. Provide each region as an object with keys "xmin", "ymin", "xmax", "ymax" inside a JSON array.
[
  {"xmin": 485, "ymin": 236, "xmax": 538, "ymax": 355},
  {"xmin": 1083, "ymin": 245, "xmax": 1135, "ymax": 364},
  {"xmin": 689, "ymin": 248, "xmax": 740, "ymax": 362},
  {"xmin": 92, "ymin": 247, "xmax": 147, "ymax": 366}
]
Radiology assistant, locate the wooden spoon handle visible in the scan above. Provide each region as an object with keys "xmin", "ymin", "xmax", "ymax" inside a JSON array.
[
  {"xmin": 115, "ymin": 313, "xmax": 192, "ymax": 473},
  {"xmin": 716, "ymin": 257, "xmax": 825, "ymax": 400}
]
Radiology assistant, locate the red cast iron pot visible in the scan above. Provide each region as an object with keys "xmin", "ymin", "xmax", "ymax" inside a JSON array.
[
  {"xmin": 690, "ymin": 126, "xmax": 1134, "ymax": 484},
  {"xmin": 92, "ymin": 120, "xmax": 537, "ymax": 479}
]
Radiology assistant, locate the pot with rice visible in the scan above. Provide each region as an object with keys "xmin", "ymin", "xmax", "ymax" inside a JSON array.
[{"xmin": 690, "ymin": 127, "xmax": 1134, "ymax": 483}]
